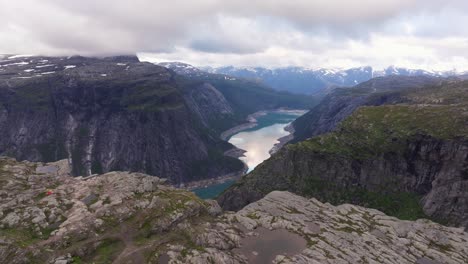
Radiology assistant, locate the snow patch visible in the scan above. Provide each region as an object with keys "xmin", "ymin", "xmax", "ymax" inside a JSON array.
[
  {"xmin": 36, "ymin": 64, "xmax": 54, "ymax": 68},
  {"xmin": 41, "ymin": 71, "xmax": 55, "ymax": 75},
  {"xmin": 8, "ymin": 55, "xmax": 33, "ymax": 59},
  {"xmin": 3, "ymin": 61, "xmax": 29, "ymax": 67},
  {"xmin": 64, "ymin": 65, "xmax": 76, "ymax": 69},
  {"xmin": 24, "ymin": 69, "xmax": 35, "ymax": 72}
]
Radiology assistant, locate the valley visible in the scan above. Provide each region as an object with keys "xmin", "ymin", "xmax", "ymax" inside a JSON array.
[
  {"xmin": 1, "ymin": 55, "xmax": 467, "ymax": 264},
  {"xmin": 2, "ymin": 1, "xmax": 468, "ymax": 263},
  {"xmin": 193, "ymin": 110, "xmax": 305, "ymax": 199},
  {"xmin": 0, "ymin": 55, "xmax": 314, "ymax": 186},
  {"xmin": 219, "ymin": 77, "xmax": 468, "ymax": 230}
]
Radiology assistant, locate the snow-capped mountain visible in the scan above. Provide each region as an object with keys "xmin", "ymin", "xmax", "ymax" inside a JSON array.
[
  {"xmin": 157, "ymin": 62, "xmax": 207, "ymax": 77},
  {"xmin": 206, "ymin": 66, "xmax": 462, "ymax": 95},
  {"xmin": 157, "ymin": 62, "xmax": 463, "ymax": 95}
]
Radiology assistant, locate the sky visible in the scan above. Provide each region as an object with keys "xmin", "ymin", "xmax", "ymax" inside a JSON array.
[{"xmin": 0, "ymin": 0, "xmax": 467, "ymax": 71}]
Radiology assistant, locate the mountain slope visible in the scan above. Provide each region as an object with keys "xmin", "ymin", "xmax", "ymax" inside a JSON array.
[
  {"xmin": 219, "ymin": 78, "xmax": 468, "ymax": 229},
  {"xmin": 204, "ymin": 65, "xmax": 461, "ymax": 95},
  {"xmin": 0, "ymin": 55, "xmax": 314, "ymax": 184},
  {"xmin": 161, "ymin": 62, "xmax": 318, "ymax": 121},
  {"xmin": 1, "ymin": 158, "xmax": 467, "ymax": 264},
  {"xmin": 0, "ymin": 55, "xmax": 245, "ymax": 184},
  {"xmin": 292, "ymin": 75, "xmax": 443, "ymax": 142}
]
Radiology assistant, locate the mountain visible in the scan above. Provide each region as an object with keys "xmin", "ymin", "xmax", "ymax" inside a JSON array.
[
  {"xmin": 0, "ymin": 55, "xmax": 313, "ymax": 184},
  {"xmin": 1, "ymin": 157, "xmax": 467, "ymax": 263},
  {"xmin": 218, "ymin": 76, "xmax": 468, "ymax": 230},
  {"xmin": 201, "ymin": 65, "xmax": 461, "ymax": 95},
  {"xmin": 291, "ymin": 75, "xmax": 443, "ymax": 142}
]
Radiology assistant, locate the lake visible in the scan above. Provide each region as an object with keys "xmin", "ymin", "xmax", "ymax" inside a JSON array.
[{"xmin": 193, "ymin": 111, "xmax": 304, "ymax": 199}]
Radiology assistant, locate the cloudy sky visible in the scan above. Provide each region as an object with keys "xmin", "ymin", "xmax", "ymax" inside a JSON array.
[{"xmin": 1, "ymin": 0, "xmax": 467, "ymax": 70}]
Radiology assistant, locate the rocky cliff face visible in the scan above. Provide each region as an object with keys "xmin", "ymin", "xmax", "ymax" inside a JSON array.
[
  {"xmin": 0, "ymin": 55, "xmax": 313, "ymax": 184},
  {"xmin": 220, "ymin": 79, "xmax": 468, "ymax": 229},
  {"xmin": 292, "ymin": 75, "xmax": 442, "ymax": 142},
  {"xmin": 0, "ymin": 55, "xmax": 244, "ymax": 184},
  {"xmin": 1, "ymin": 158, "xmax": 467, "ymax": 264},
  {"xmin": 219, "ymin": 135, "xmax": 468, "ymax": 228}
]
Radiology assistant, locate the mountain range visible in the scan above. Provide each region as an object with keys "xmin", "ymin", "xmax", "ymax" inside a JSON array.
[
  {"xmin": 219, "ymin": 75, "xmax": 468, "ymax": 230},
  {"xmin": 0, "ymin": 55, "xmax": 314, "ymax": 185},
  {"xmin": 159, "ymin": 61, "xmax": 464, "ymax": 95},
  {"xmin": 1, "ymin": 55, "xmax": 467, "ymax": 263}
]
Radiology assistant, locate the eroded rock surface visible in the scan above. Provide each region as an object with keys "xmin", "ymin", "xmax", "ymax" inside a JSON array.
[{"xmin": 1, "ymin": 158, "xmax": 467, "ymax": 263}]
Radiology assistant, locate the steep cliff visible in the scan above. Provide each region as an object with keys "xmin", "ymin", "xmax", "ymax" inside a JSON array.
[
  {"xmin": 0, "ymin": 56, "xmax": 235, "ymax": 184},
  {"xmin": 1, "ymin": 158, "xmax": 467, "ymax": 263},
  {"xmin": 292, "ymin": 75, "xmax": 442, "ymax": 142},
  {"xmin": 219, "ymin": 79, "xmax": 468, "ymax": 229},
  {"xmin": 0, "ymin": 55, "xmax": 315, "ymax": 184},
  {"xmin": 0, "ymin": 55, "xmax": 313, "ymax": 184}
]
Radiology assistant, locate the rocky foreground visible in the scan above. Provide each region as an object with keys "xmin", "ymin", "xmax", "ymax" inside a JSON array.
[{"xmin": 1, "ymin": 157, "xmax": 467, "ymax": 264}]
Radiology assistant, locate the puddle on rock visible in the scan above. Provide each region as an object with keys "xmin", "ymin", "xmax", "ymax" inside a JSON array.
[
  {"xmin": 233, "ymin": 227, "xmax": 307, "ymax": 263},
  {"xmin": 158, "ymin": 253, "xmax": 169, "ymax": 264}
]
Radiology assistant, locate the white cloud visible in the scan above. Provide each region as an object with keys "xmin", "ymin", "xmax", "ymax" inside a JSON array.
[{"xmin": 1, "ymin": 0, "xmax": 467, "ymax": 70}]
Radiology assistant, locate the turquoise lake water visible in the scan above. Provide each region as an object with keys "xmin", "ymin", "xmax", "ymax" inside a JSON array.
[{"xmin": 193, "ymin": 111, "xmax": 304, "ymax": 199}]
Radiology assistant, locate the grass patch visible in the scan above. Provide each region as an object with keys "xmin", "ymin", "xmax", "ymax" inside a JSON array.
[
  {"xmin": 90, "ymin": 238, "xmax": 124, "ymax": 264},
  {"xmin": 0, "ymin": 228, "xmax": 40, "ymax": 247},
  {"xmin": 295, "ymin": 104, "xmax": 468, "ymax": 159},
  {"xmin": 302, "ymin": 176, "xmax": 427, "ymax": 221},
  {"xmin": 246, "ymin": 212, "xmax": 260, "ymax": 220}
]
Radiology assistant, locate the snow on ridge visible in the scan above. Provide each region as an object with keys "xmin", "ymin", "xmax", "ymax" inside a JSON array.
[
  {"xmin": 8, "ymin": 55, "xmax": 34, "ymax": 59},
  {"xmin": 36, "ymin": 64, "xmax": 54, "ymax": 68},
  {"xmin": 64, "ymin": 65, "xmax": 76, "ymax": 69},
  {"xmin": 40, "ymin": 71, "xmax": 55, "ymax": 75},
  {"xmin": 3, "ymin": 61, "xmax": 29, "ymax": 67}
]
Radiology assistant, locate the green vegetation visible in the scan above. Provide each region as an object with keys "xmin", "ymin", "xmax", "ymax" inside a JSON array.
[
  {"xmin": 296, "ymin": 104, "xmax": 467, "ymax": 159},
  {"xmin": 246, "ymin": 212, "xmax": 261, "ymax": 219},
  {"xmin": 0, "ymin": 228, "xmax": 40, "ymax": 247},
  {"xmin": 10, "ymin": 81, "xmax": 51, "ymax": 111},
  {"xmin": 302, "ymin": 176, "xmax": 427, "ymax": 221},
  {"xmin": 205, "ymin": 77, "xmax": 316, "ymax": 116},
  {"xmin": 279, "ymin": 80, "xmax": 468, "ymax": 222},
  {"xmin": 90, "ymin": 238, "xmax": 125, "ymax": 264},
  {"xmin": 71, "ymin": 256, "xmax": 83, "ymax": 264},
  {"xmin": 122, "ymin": 86, "xmax": 184, "ymax": 112},
  {"xmin": 187, "ymin": 145, "xmax": 244, "ymax": 182}
]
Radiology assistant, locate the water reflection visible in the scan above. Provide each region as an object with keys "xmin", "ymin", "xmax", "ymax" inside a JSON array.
[
  {"xmin": 229, "ymin": 123, "xmax": 290, "ymax": 172},
  {"xmin": 193, "ymin": 111, "xmax": 304, "ymax": 199}
]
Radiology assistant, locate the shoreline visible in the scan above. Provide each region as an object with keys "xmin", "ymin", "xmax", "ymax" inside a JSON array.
[
  {"xmin": 182, "ymin": 146, "xmax": 248, "ymax": 191},
  {"xmin": 220, "ymin": 108, "xmax": 307, "ymax": 141},
  {"xmin": 269, "ymin": 123, "xmax": 295, "ymax": 155},
  {"xmin": 185, "ymin": 108, "xmax": 307, "ymax": 192}
]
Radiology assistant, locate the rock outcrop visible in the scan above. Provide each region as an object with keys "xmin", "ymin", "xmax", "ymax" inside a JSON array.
[
  {"xmin": 1, "ymin": 158, "xmax": 467, "ymax": 263},
  {"xmin": 0, "ymin": 55, "xmax": 244, "ymax": 184},
  {"xmin": 220, "ymin": 78, "xmax": 468, "ymax": 229}
]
